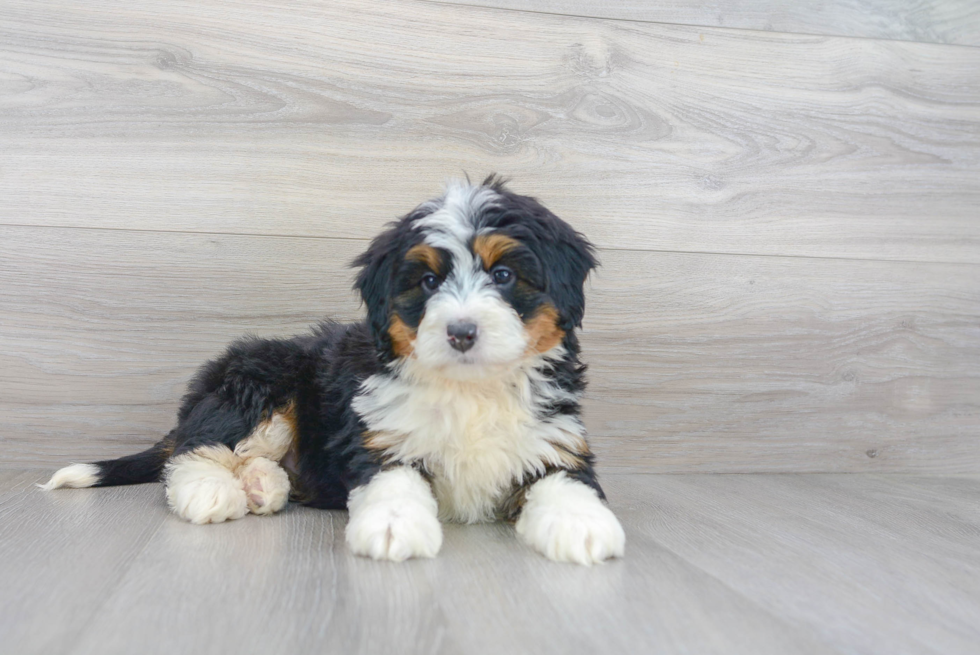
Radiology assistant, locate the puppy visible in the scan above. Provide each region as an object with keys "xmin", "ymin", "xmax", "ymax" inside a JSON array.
[{"xmin": 41, "ymin": 176, "xmax": 625, "ymax": 565}]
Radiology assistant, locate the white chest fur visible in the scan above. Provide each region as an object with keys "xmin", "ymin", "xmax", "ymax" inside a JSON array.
[{"xmin": 351, "ymin": 359, "xmax": 586, "ymax": 523}]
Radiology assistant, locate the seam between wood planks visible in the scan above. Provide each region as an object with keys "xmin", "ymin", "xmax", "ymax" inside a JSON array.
[
  {"xmin": 415, "ymin": 0, "xmax": 980, "ymax": 50},
  {"xmin": 2, "ymin": 222, "xmax": 979, "ymax": 268}
]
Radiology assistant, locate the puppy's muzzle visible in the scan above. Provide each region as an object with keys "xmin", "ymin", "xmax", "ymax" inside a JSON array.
[{"xmin": 447, "ymin": 321, "xmax": 478, "ymax": 353}]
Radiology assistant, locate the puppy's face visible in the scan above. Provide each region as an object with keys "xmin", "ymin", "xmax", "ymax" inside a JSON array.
[{"xmin": 355, "ymin": 177, "xmax": 596, "ymax": 380}]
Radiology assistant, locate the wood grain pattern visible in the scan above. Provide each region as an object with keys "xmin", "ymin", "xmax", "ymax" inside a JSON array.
[
  {"xmin": 425, "ymin": 506, "xmax": 835, "ymax": 655},
  {"xmin": 3, "ymin": 226, "xmax": 977, "ymax": 473},
  {"xmin": 1, "ymin": 0, "xmax": 979, "ymax": 262},
  {"xmin": 69, "ymin": 504, "xmax": 455, "ymax": 655},
  {"xmin": 432, "ymin": 0, "xmax": 980, "ymax": 47},
  {"xmin": 0, "ymin": 471, "xmax": 166, "ymax": 653},
  {"xmin": 2, "ymin": 470, "xmax": 977, "ymax": 654},
  {"xmin": 619, "ymin": 474, "xmax": 980, "ymax": 655},
  {"xmin": 65, "ymin": 489, "xmax": 836, "ymax": 655},
  {"xmin": 586, "ymin": 248, "xmax": 980, "ymax": 473}
]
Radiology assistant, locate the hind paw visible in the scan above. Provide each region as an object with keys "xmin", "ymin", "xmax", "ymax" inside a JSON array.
[
  {"xmin": 165, "ymin": 447, "xmax": 248, "ymax": 524},
  {"xmin": 240, "ymin": 457, "xmax": 290, "ymax": 515}
]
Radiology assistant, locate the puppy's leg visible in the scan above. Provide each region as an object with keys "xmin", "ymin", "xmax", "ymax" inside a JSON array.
[
  {"xmin": 165, "ymin": 448, "xmax": 290, "ymax": 522},
  {"xmin": 161, "ymin": 336, "xmax": 305, "ymax": 523},
  {"xmin": 164, "ymin": 445, "xmax": 248, "ymax": 525},
  {"xmin": 234, "ymin": 406, "xmax": 294, "ymax": 515},
  {"xmin": 515, "ymin": 471, "xmax": 625, "ymax": 566},
  {"xmin": 164, "ymin": 404, "xmax": 297, "ymax": 523},
  {"xmin": 345, "ymin": 467, "xmax": 442, "ymax": 562},
  {"xmin": 234, "ymin": 408, "xmax": 296, "ymax": 462}
]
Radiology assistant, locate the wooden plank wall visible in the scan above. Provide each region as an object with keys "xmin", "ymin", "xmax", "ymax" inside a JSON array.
[{"xmin": 1, "ymin": 0, "xmax": 978, "ymax": 472}]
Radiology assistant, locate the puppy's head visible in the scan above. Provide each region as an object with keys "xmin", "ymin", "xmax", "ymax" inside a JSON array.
[{"xmin": 354, "ymin": 176, "xmax": 597, "ymax": 379}]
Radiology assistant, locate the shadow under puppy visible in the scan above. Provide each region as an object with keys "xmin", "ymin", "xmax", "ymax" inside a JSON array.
[{"xmin": 42, "ymin": 176, "xmax": 625, "ymax": 565}]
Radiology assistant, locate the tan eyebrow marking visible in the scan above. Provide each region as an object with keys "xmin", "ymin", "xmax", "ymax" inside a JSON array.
[
  {"xmin": 405, "ymin": 243, "xmax": 442, "ymax": 271},
  {"xmin": 472, "ymin": 233, "xmax": 520, "ymax": 269}
]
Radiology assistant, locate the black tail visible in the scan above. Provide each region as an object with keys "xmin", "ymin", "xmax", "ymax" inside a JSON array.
[
  {"xmin": 93, "ymin": 438, "xmax": 173, "ymax": 487},
  {"xmin": 40, "ymin": 437, "xmax": 173, "ymax": 490}
]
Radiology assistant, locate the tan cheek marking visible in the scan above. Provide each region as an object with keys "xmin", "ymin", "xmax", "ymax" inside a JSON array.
[
  {"xmin": 473, "ymin": 233, "xmax": 520, "ymax": 269},
  {"xmin": 524, "ymin": 304, "xmax": 565, "ymax": 354},
  {"xmin": 406, "ymin": 243, "xmax": 442, "ymax": 271},
  {"xmin": 388, "ymin": 315, "xmax": 417, "ymax": 358}
]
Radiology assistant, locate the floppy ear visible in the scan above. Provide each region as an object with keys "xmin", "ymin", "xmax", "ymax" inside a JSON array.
[
  {"xmin": 487, "ymin": 182, "xmax": 598, "ymax": 331},
  {"xmin": 352, "ymin": 225, "xmax": 401, "ymax": 358},
  {"xmin": 537, "ymin": 227, "xmax": 598, "ymax": 330}
]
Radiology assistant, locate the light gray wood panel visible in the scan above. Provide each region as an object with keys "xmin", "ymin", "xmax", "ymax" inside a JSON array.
[
  {"xmin": 0, "ymin": 226, "xmax": 364, "ymax": 465},
  {"xmin": 585, "ymin": 248, "xmax": 980, "ymax": 473},
  {"xmin": 432, "ymin": 0, "xmax": 980, "ymax": 46},
  {"xmin": 2, "ymin": 0, "xmax": 979, "ymax": 263},
  {"xmin": 2, "ymin": 226, "xmax": 978, "ymax": 473},
  {"xmin": 0, "ymin": 471, "xmax": 166, "ymax": 654},
  {"xmin": 620, "ymin": 474, "xmax": 980, "ymax": 655}
]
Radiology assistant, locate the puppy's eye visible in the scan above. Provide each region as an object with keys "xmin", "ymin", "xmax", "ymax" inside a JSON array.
[
  {"xmin": 491, "ymin": 266, "xmax": 514, "ymax": 286},
  {"xmin": 420, "ymin": 273, "xmax": 441, "ymax": 292}
]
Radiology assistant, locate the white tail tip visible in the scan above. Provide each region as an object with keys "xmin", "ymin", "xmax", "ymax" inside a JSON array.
[{"xmin": 38, "ymin": 463, "xmax": 101, "ymax": 490}]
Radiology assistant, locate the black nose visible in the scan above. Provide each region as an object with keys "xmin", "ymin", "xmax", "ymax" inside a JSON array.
[{"xmin": 447, "ymin": 321, "xmax": 478, "ymax": 353}]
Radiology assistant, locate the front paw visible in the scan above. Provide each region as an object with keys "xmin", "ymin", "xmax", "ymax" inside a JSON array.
[
  {"xmin": 345, "ymin": 499, "xmax": 443, "ymax": 562},
  {"xmin": 515, "ymin": 474, "xmax": 625, "ymax": 566},
  {"xmin": 345, "ymin": 467, "xmax": 443, "ymax": 562}
]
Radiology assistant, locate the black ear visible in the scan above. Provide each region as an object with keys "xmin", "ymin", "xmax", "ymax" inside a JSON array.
[
  {"xmin": 352, "ymin": 224, "xmax": 401, "ymax": 358},
  {"xmin": 538, "ymin": 226, "xmax": 598, "ymax": 330},
  {"xmin": 490, "ymin": 185, "xmax": 599, "ymax": 330}
]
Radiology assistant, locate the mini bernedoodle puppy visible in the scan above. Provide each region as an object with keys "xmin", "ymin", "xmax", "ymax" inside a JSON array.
[{"xmin": 42, "ymin": 176, "xmax": 625, "ymax": 565}]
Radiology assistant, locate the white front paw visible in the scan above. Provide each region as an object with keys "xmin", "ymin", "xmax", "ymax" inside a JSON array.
[
  {"xmin": 345, "ymin": 467, "xmax": 443, "ymax": 562},
  {"xmin": 345, "ymin": 499, "xmax": 443, "ymax": 562},
  {"xmin": 516, "ymin": 473, "xmax": 625, "ymax": 566}
]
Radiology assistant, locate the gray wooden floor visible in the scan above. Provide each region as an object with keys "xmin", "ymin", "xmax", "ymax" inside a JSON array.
[{"xmin": 2, "ymin": 469, "xmax": 978, "ymax": 655}]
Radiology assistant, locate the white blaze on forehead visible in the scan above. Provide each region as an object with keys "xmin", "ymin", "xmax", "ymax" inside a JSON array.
[
  {"xmin": 414, "ymin": 181, "xmax": 502, "ymax": 305},
  {"xmin": 414, "ymin": 181, "xmax": 500, "ymax": 265}
]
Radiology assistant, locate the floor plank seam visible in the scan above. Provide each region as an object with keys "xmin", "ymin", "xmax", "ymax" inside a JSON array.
[{"xmin": 415, "ymin": 0, "xmax": 980, "ymax": 50}]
